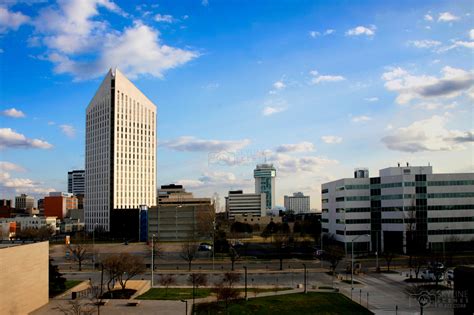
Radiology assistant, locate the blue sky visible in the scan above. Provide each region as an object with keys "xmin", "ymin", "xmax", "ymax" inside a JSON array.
[{"xmin": 1, "ymin": 0, "xmax": 473, "ymax": 210}]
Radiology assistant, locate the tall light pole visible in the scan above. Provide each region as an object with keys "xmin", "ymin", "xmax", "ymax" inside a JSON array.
[
  {"xmin": 151, "ymin": 234, "xmax": 155, "ymax": 287},
  {"xmin": 302, "ymin": 263, "xmax": 307, "ymax": 293},
  {"xmin": 244, "ymin": 266, "xmax": 248, "ymax": 300},
  {"xmin": 180, "ymin": 299, "xmax": 187, "ymax": 315},
  {"xmin": 93, "ymin": 223, "xmax": 97, "ymax": 270},
  {"xmin": 351, "ymin": 234, "xmax": 369, "ymax": 291}
]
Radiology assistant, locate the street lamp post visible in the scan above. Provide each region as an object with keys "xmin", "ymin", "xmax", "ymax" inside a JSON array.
[
  {"xmin": 302, "ymin": 263, "xmax": 307, "ymax": 293},
  {"xmin": 351, "ymin": 234, "xmax": 370, "ymax": 291},
  {"xmin": 151, "ymin": 234, "xmax": 155, "ymax": 287},
  {"xmin": 92, "ymin": 223, "xmax": 97, "ymax": 270},
  {"xmin": 244, "ymin": 266, "xmax": 248, "ymax": 300},
  {"xmin": 180, "ymin": 299, "xmax": 188, "ymax": 315}
]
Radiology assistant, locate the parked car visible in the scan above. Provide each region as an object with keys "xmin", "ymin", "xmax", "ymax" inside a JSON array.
[
  {"xmin": 198, "ymin": 243, "xmax": 212, "ymax": 251},
  {"xmin": 420, "ymin": 269, "xmax": 444, "ymax": 281}
]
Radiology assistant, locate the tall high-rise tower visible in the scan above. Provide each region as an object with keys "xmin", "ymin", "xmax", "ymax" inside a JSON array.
[
  {"xmin": 85, "ymin": 69, "xmax": 157, "ymax": 233},
  {"xmin": 254, "ymin": 164, "xmax": 276, "ymax": 210}
]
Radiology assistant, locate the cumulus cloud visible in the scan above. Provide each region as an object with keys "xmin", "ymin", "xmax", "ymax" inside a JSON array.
[
  {"xmin": 470, "ymin": 29, "xmax": 474, "ymax": 40},
  {"xmin": 364, "ymin": 97, "xmax": 379, "ymax": 102},
  {"xmin": 351, "ymin": 115, "xmax": 372, "ymax": 123},
  {"xmin": 0, "ymin": 161, "xmax": 26, "ymax": 173},
  {"xmin": 381, "ymin": 115, "xmax": 472, "ymax": 152},
  {"xmin": 154, "ymin": 14, "xmax": 174, "ymax": 23},
  {"xmin": 382, "ymin": 66, "xmax": 474, "ymax": 104},
  {"xmin": 262, "ymin": 106, "xmax": 286, "ymax": 116},
  {"xmin": 321, "ymin": 136, "xmax": 343, "ymax": 144},
  {"xmin": 1, "ymin": 108, "xmax": 25, "ymax": 118},
  {"xmin": 310, "ymin": 70, "xmax": 345, "ymax": 84},
  {"xmin": 346, "ymin": 25, "xmax": 376, "ymax": 37},
  {"xmin": 266, "ymin": 152, "xmax": 338, "ymax": 174},
  {"xmin": 407, "ymin": 39, "xmax": 441, "ymax": 48},
  {"xmin": 0, "ymin": 167, "xmax": 55, "ymax": 196},
  {"xmin": 31, "ymin": 0, "xmax": 197, "ymax": 80},
  {"xmin": 424, "ymin": 14, "xmax": 433, "ymax": 21},
  {"xmin": 59, "ymin": 124, "xmax": 76, "ymax": 138},
  {"xmin": 438, "ymin": 40, "xmax": 474, "ymax": 52},
  {"xmin": 275, "ymin": 141, "xmax": 315, "ymax": 153},
  {"xmin": 161, "ymin": 136, "xmax": 250, "ymax": 152},
  {"xmin": 324, "ymin": 29, "xmax": 335, "ymax": 35},
  {"xmin": 438, "ymin": 12, "xmax": 459, "ymax": 22},
  {"xmin": 0, "ymin": 128, "xmax": 53, "ymax": 149},
  {"xmin": 309, "ymin": 31, "xmax": 320, "ymax": 38},
  {"xmin": 177, "ymin": 171, "xmax": 251, "ymax": 190},
  {"xmin": 273, "ymin": 80, "xmax": 286, "ymax": 90},
  {"xmin": 0, "ymin": 6, "xmax": 29, "ymax": 33}
]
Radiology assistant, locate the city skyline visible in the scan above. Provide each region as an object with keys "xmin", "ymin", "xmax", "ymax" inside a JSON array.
[{"xmin": 1, "ymin": 0, "xmax": 473, "ymax": 209}]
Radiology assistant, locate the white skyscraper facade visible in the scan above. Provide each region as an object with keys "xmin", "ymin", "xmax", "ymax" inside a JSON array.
[
  {"xmin": 284, "ymin": 192, "xmax": 310, "ymax": 214},
  {"xmin": 85, "ymin": 69, "xmax": 157, "ymax": 232}
]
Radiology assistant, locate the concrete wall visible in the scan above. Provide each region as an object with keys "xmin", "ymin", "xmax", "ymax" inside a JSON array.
[{"xmin": 0, "ymin": 241, "xmax": 49, "ymax": 314}]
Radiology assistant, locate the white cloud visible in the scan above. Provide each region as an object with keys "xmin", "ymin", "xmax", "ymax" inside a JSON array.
[
  {"xmin": 273, "ymin": 80, "xmax": 286, "ymax": 90},
  {"xmin": 266, "ymin": 152, "xmax": 338, "ymax": 174},
  {"xmin": 470, "ymin": 29, "xmax": 474, "ymax": 40},
  {"xmin": 346, "ymin": 25, "xmax": 376, "ymax": 37},
  {"xmin": 275, "ymin": 141, "xmax": 315, "ymax": 153},
  {"xmin": 364, "ymin": 97, "xmax": 379, "ymax": 102},
  {"xmin": 201, "ymin": 0, "xmax": 209, "ymax": 6},
  {"xmin": 324, "ymin": 29, "xmax": 335, "ymax": 35},
  {"xmin": 382, "ymin": 115, "xmax": 472, "ymax": 152},
  {"xmin": 438, "ymin": 12, "xmax": 459, "ymax": 22},
  {"xmin": 161, "ymin": 136, "xmax": 250, "ymax": 152},
  {"xmin": 351, "ymin": 115, "xmax": 372, "ymax": 123},
  {"xmin": 424, "ymin": 14, "xmax": 433, "ymax": 21},
  {"xmin": 407, "ymin": 39, "xmax": 441, "ymax": 48},
  {"xmin": 1, "ymin": 108, "xmax": 25, "ymax": 118},
  {"xmin": 310, "ymin": 70, "xmax": 345, "ymax": 84},
  {"xmin": 382, "ymin": 66, "xmax": 474, "ymax": 104},
  {"xmin": 309, "ymin": 31, "xmax": 320, "ymax": 38},
  {"xmin": 321, "ymin": 136, "xmax": 343, "ymax": 144},
  {"xmin": 155, "ymin": 14, "xmax": 174, "ymax": 23},
  {"xmin": 203, "ymin": 82, "xmax": 219, "ymax": 90},
  {"xmin": 31, "ymin": 1, "xmax": 197, "ymax": 80},
  {"xmin": 0, "ymin": 6, "xmax": 29, "ymax": 33},
  {"xmin": 439, "ymin": 40, "xmax": 474, "ymax": 52},
  {"xmin": 0, "ymin": 128, "xmax": 53, "ymax": 149},
  {"xmin": 262, "ymin": 106, "xmax": 286, "ymax": 116},
  {"xmin": 177, "ymin": 171, "xmax": 251, "ymax": 190},
  {"xmin": 0, "ymin": 161, "xmax": 26, "ymax": 173},
  {"xmin": 59, "ymin": 124, "xmax": 76, "ymax": 138}
]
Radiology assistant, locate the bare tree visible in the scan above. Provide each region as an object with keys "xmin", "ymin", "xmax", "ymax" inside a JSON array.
[
  {"xmin": 412, "ymin": 254, "xmax": 427, "ymax": 279},
  {"xmin": 214, "ymin": 273, "xmax": 241, "ymax": 312},
  {"xmin": 187, "ymin": 273, "xmax": 208, "ymax": 305},
  {"xmin": 68, "ymin": 243, "xmax": 91, "ymax": 271},
  {"xmin": 180, "ymin": 241, "xmax": 199, "ymax": 271},
  {"xmin": 54, "ymin": 299, "xmax": 95, "ymax": 315},
  {"xmin": 273, "ymin": 232, "xmax": 290, "ymax": 271},
  {"xmin": 229, "ymin": 246, "xmax": 239, "ymax": 271},
  {"xmin": 148, "ymin": 240, "xmax": 163, "ymax": 271},
  {"xmin": 196, "ymin": 204, "xmax": 216, "ymax": 240},
  {"xmin": 102, "ymin": 253, "xmax": 146, "ymax": 291},
  {"xmin": 159, "ymin": 274, "xmax": 176, "ymax": 297},
  {"xmin": 323, "ymin": 245, "xmax": 345, "ymax": 278},
  {"xmin": 383, "ymin": 251, "xmax": 396, "ymax": 272}
]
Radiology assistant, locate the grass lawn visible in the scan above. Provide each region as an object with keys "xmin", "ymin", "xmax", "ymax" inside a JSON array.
[
  {"xmin": 194, "ymin": 292, "xmax": 373, "ymax": 315},
  {"xmin": 50, "ymin": 280, "xmax": 83, "ymax": 297},
  {"xmin": 137, "ymin": 288, "xmax": 213, "ymax": 300}
]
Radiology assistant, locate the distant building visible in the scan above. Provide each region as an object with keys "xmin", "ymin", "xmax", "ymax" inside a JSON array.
[
  {"xmin": 284, "ymin": 192, "xmax": 310, "ymax": 214},
  {"xmin": 226, "ymin": 190, "xmax": 266, "ymax": 220},
  {"xmin": 44, "ymin": 192, "xmax": 78, "ymax": 219},
  {"xmin": 15, "ymin": 194, "xmax": 35, "ymax": 212},
  {"xmin": 0, "ymin": 242, "xmax": 49, "ymax": 314},
  {"xmin": 322, "ymin": 165, "xmax": 474, "ymax": 255},
  {"xmin": 85, "ymin": 69, "xmax": 157, "ymax": 237},
  {"xmin": 254, "ymin": 164, "xmax": 276, "ymax": 210},
  {"xmin": 0, "ymin": 199, "xmax": 13, "ymax": 218},
  {"xmin": 234, "ymin": 214, "xmax": 282, "ymax": 226},
  {"xmin": 0, "ymin": 216, "xmax": 57, "ymax": 233},
  {"xmin": 68, "ymin": 169, "xmax": 85, "ymax": 195},
  {"xmin": 149, "ymin": 185, "xmax": 214, "ymax": 241}
]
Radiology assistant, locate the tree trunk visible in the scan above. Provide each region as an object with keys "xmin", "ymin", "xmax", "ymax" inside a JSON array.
[
  {"xmin": 188, "ymin": 261, "xmax": 192, "ymax": 271},
  {"xmin": 279, "ymin": 258, "xmax": 283, "ymax": 271},
  {"xmin": 78, "ymin": 260, "xmax": 82, "ymax": 271},
  {"xmin": 231, "ymin": 260, "xmax": 235, "ymax": 271}
]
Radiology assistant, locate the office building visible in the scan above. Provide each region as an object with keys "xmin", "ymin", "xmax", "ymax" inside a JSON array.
[
  {"xmin": 85, "ymin": 68, "xmax": 157, "ymax": 237},
  {"xmin": 44, "ymin": 192, "xmax": 78, "ymax": 219},
  {"xmin": 254, "ymin": 164, "xmax": 276, "ymax": 210},
  {"xmin": 0, "ymin": 199, "xmax": 13, "ymax": 218},
  {"xmin": 284, "ymin": 192, "xmax": 310, "ymax": 214},
  {"xmin": 149, "ymin": 185, "xmax": 214, "ymax": 241},
  {"xmin": 14, "ymin": 194, "xmax": 35, "ymax": 212},
  {"xmin": 225, "ymin": 190, "xmax": 266, "ymax": 220},
  {"xmin": 0, "ymin": 242, "xmax": 49, "ymax": 314},
  {"xmin": 321, "ymin": 164, "xmax": 474, "ymax": 254},
  {"xmin": 0, "ymin": 216, "xmax": 57, "ymax": 233},
  {"xmin": 68, "ymin": 169, "xmax": 85, "ymax": 195}
]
